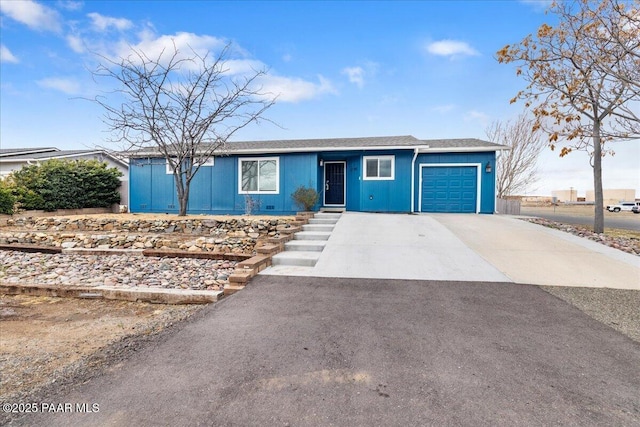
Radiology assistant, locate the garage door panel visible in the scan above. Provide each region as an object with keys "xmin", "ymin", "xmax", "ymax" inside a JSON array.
[{"xmin": 421, "ymin": 166, "xmax": 478, "ymax": 213}]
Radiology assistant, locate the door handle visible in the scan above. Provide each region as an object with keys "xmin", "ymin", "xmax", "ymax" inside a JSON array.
[{"xmin": 326, "ymin": 180, "xmax": 329, "ymax": 191}]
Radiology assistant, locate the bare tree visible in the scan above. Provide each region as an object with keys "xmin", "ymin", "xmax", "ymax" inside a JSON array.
[
  {"xmin": 497, "ymin": 0, "xmax": 640, "ymax": 233},
  {"xmin": 93, "ymin": 42, "xmax": 276, "ymax": 215},
  {"xmin": 486, "ymin": 114, "xmax": 545, "ymax": 199}
]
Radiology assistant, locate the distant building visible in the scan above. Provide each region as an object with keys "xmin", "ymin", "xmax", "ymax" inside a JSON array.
[
  {"xmin": 0, "ymin": 147, "xmax": 129, "ymax": 206},
  {"xmin": 552, "ymin": 189, "xmax": 578, "ymax": 203},
  {"xmin": 586, "ymin": 189, "xmax": 636, "ymax": 204}
]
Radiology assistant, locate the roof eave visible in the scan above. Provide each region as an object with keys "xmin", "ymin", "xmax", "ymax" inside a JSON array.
[
  {"xmin": 0, "ymin": 151, "xmax": 130, "ymax": 167},
  {"xmin": 129, "ymin": 145, "xmax": 429, "ymax": 157},
  {"xmin": 421, "ymin": 146, "xmax": 509, "ymax": 153}
]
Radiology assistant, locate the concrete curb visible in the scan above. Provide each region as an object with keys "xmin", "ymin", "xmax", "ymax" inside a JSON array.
[{"xmin": 0, "ymin": 283, "xmax": 222, "ymax": 305}]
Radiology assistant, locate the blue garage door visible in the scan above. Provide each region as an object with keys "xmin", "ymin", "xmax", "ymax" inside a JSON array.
[{"xmin": 421, "ymin": 166, "xmax": 477, "ymax": 213}]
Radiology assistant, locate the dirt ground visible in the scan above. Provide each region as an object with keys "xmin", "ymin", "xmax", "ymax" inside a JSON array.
[{"xmin": 0, "ymin": 294, "xmax": 202, "ymax": 403}]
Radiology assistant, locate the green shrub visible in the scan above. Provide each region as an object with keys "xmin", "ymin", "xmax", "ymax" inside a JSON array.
[
  {"xmin": 0, "ymin": 184, "xmax": 16, "ymax": 214},
  {"xmin": 291, "ymin": 185, "xmax": 319, "ymax": 211},
  {"xmin": 8, "ymin": 159, "xmax": 122, "ymax": 211}
]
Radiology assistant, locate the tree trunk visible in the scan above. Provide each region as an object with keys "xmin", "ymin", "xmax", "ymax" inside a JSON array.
[
  {"xmin": 178, "ymin": 193, "xmax": 189, "ymax": 216},
  {"xmin": 592, "ymin": 121, "xmax": 604, "ymax": 234},
  {"xmin": 173, "ymin": 172, "xmax": 189, "ymax": 216}
]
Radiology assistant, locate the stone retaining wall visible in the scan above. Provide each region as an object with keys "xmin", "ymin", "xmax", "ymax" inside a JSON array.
[
  {"xmin": 2, "ymin": 216, "xmax": 293, "ymax": 235},
  {"xmin": 0, "ymin": 217, "xmax": 297, "ymax": 254}
]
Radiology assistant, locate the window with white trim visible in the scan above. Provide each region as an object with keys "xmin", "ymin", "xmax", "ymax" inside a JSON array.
[
  {"xmin": 166, "ymin": 159, "xmax": 177, "ymax": 175},
  {"xmin": 199, "ymin": 157, "xmax": 215, "ymax": 167},
  {"xmin": 166, "ymin": 157, "xmax": 214, "ymax": 174},
  {"xmin": 239, "ymin": 157, "xmax": 279, "ymax": 194},
  {"xmin": 363, "ymin": 155, "xmax": 395, "ymax": 180}
]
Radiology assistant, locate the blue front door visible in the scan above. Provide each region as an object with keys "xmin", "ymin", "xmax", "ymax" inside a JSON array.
[{"xmin": 324, "ymin": 162, "xmax": 345, "ymax": 206}]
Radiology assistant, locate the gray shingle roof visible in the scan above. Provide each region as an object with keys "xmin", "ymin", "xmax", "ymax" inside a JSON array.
[
  {"xmin": 128, "ymin": 135, "xmax": 507, "ymax": 157},
  {"xmin": 222, "ymin": 135, "xmax": 422, "ymax": 151},
  {"xmin": 0, "ymin": 147, "xmax": 58, "ymax": 158},
  {"xmin": 420, "ymin": 138, "xmax": 507, "ymax": 149},
  {"xmin": 0, "ymin": 149, "xmax": 129, "ymax": 167}
]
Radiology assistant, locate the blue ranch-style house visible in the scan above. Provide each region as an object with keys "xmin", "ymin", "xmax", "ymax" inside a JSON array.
[{"xmin": 128, "ymin": 135, "xmax": 507, "ymax": 215}]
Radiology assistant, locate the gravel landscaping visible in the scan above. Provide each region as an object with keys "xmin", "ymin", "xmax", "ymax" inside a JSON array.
[
  {"xmin": 0, "ymin": 251, "xmax": 235, "ymax": 291},
  {"xmin": 522, "ymin": 217, "xmax": 640, "ymax": 255},
  {"xmin": 541, "ymin": 286, "xmax": 640, "ymax": 343}
]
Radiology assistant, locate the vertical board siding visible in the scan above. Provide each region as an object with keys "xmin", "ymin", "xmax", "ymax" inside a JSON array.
[
  {"xmin": 130, "ymin": 153, "xmax": 318, "ymax": 214},
  {"xmin": 360, "ymin": 151, "xmax": 412, "ymax": 212},
  {"xmin": 130, "ymin": 150, "xmax": 497, "ymax": 215},
  {"xmin": 415, "ymin": 152, "xmax": 496, "ymax": 214},
  {"xmin": 129, "ymin": 158, "xmax": 152, "ymax": 212}
]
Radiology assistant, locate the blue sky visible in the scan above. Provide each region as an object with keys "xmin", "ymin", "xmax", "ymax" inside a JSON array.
[{"xmin": 1, "ymin": 0, "xmax": 638, "ymax": 196}]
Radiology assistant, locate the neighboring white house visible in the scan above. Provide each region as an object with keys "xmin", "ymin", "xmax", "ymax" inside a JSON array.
[{"xmin": 0, "ymin": 147, "xmax": 129, "ymax": 205}]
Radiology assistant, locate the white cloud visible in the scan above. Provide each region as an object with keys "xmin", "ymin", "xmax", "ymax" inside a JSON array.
[
  {"xmin": 112, "ymin": 32, "xmax": 226, "ymax": 68},
  {"xmin": 224, "ymin": 58, "xmax": 268, "ymax": 75},
  {"xmin": 425, "ymin": 40, "xmax": 480, "ymax": 58},
  {"xmin": 1, "ymin": 45, "xmax": 19, "ymax": 63},
  {"xmin": 37, "ymin": 77, "xmax": 81, "ymax": 94},
  {"xmin": 87, "ymin": 12, "xmax": 133, "ymax": 32},
  {"xmin": 66, "ymin": 35, "xmax": 85, "ymax": 53},
  {"xmin": 58, "ymin": 1, "xmax": 83, "ymax": 11},
  {"xmin": 104, "ymin": 31, "xmax": 335, "ymax": 103},
  {"xmin": 342, "ymin": 62, "xmax": 379, "ymax": 88},
  {"xmin": 259, "ymin": 75, "xmax": 337, "ymax": 103},
  {"xmin": 282, "ymin": 53, "xmax": 292, "ymax": 62},
  {"xmin": 342, "ymin": 66, "xmax": 365, "ymax": 88},
  {"xmin": 0, "ymin": 0, "xmax": 62, "ymax": 32}
]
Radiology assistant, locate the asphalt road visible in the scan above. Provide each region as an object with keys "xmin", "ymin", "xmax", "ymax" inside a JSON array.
[
  {"xmin": 521, "ymin": 207, "xmax": 640, "ymax": 231},
  {"xmin": 11, "ymin": 276, "xmax": 640, "ymax": 427}
]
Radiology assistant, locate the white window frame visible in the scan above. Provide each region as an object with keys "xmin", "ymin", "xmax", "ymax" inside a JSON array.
[
  {"xmin": 238, "ymin": 157, "xmax": 280, "ymax": 195},
  {"xmin": 167, "ymin": 157, "xmax": 214, "ymax": 174},
  {"xmin": 198, "ymin": 157, "xmax": 215, "ymax": 167},
  {"xmin": 363, "ymin": 155, "xmax": 395, "ymax": 180},
  {"xmin": 166, "ymin": 158, "xmax": 177, "ymax": 175}
]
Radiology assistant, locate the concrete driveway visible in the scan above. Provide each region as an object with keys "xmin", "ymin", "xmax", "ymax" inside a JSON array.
[
  {"xmin": 264, "ymin": 212, "xmax": 640, "ymax": 289},
  {"xmin": 14, "ymin": 276, "xmax": 640, "ymax": 426}
]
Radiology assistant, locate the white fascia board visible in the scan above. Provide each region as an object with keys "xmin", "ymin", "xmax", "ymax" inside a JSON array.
[
  {"xmin": 219, "ymin": 145, "xmax": 425, "ymax": 155},
  {"xmin": 420, "ymin": 146, "xmax": 509, "ymax": 153},
  {"xmin": 0, "ymin": 151, "xmax": 130, "ymax": 168},
  {"xmin": 129, "ymin": 145, "xmax": 426, "ymax": 157}
]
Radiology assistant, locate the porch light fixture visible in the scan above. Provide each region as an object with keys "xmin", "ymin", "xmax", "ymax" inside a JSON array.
[
  {"xmin": 485, "ymin": 162, "xmax": 492, "ymax": 173},
  {"xmin": 319, "ymin": 159, "xmax": 323, "ymax": 167}
]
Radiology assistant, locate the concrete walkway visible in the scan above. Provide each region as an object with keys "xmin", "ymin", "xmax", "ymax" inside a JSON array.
[{"xmin": 263, "ymin": 212, "xmax": 640, "ymax": 289}]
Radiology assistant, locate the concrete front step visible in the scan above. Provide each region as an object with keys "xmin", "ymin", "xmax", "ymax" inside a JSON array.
[
  {"xmin": 284, "ymin": 240, "xmax": 327, "ymax": 252},
  {"xmin": 308, "ymin": 218, "xmax": 338, "ymax": 225},
  {"xmin": 294, "ymin": 231, "xmax": 332, "ymax": 241},
  {"xmin": 302, "ymin": 224, "xmax": 334, "ymax": 232},
  {"xmin": 272, "ymin": 251, "xmax": 321, "ymax": 267},
  {"xmin": 315, "ymin": 212, "xmax": 342, "ymax": 218}
]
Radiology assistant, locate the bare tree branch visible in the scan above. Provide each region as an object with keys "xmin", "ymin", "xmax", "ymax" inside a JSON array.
[
  {"xmin": 486, "ymin": 114, "xmax": 545, "ymax": 198},
  {"xmin": 91, "ymin": 41, "xmax": 277, "ymax": 215}
]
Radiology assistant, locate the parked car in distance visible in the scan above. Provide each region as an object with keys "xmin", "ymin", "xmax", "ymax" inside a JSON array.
[
  {"xmin": 606, "ymin": 201, "xmax": 640, "ymax": 212},
  {"xmin": 632, "ymin": 205, "xmax": 640, "ymax": 214}
]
